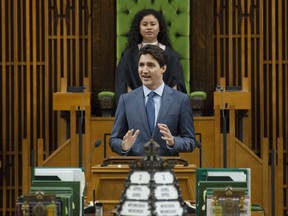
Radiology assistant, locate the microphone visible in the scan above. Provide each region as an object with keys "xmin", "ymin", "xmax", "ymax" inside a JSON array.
[
  {"xmin": 78, "ymin": 84, "xmax": 88, "ymax": 166},
  {"xmin": 85, "ymin": 140, "xmax": 102, "ymax": 169},
  {"xmin": 216, "ymin": 83, "xmax": 227, "ymax": 167},
  {"xmin": 196, "ymin": 140, "xmax": 210, "ymax": 168}
]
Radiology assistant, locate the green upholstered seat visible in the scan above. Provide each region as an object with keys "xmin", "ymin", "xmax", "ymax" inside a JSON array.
[{"xmin": 116, "ymin": 0, "xmax": 190, "ymax": 93}]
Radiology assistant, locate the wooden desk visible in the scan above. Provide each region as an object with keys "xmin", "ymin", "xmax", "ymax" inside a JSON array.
[
  {"xmin": 87, "ymin": 164, "xmax": 197, "ymax": 212},
  {"xmin": 51, "ymin": 91, "xmax": 92, "ymax": 171},
  {"xmin": 53, "ymin": 92, "xmax": 91, "ymax": 111},
  {"xmin": 214, "ymin": 90, "xmax": 251, "ymax": 167},
  {"xmin": 214, "ymin": 90, "xmax": 251, "ymax": 110}
]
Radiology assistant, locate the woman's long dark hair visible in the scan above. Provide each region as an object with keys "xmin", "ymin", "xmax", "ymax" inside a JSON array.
[{"xmin": 125, "ymin": 9, "xmax": 172, "ymax": 50}]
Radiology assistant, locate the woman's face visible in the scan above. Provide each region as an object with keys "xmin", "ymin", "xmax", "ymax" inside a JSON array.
[{"xmin": 139, "ymin": 14, "xmax": 160, "ymax": 43}]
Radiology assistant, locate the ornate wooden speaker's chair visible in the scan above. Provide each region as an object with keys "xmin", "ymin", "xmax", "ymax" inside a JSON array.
[
  {"xmin": 98, "ymin": 0, "xmax": 191, "ymax": 116},
  {"xmin": 116, "ymin": 0, "xmax": 190, "ymax": 93}
]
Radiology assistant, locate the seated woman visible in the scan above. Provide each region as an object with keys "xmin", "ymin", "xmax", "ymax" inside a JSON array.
[{"xmin": 115, "ymin": 8, "xmax": 187, "ymax": 103}]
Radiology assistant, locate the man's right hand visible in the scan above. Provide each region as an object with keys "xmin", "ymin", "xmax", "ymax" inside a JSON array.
[{"xmin": 121, "ymin": 129, "xmax": 140, "ymax": 151}]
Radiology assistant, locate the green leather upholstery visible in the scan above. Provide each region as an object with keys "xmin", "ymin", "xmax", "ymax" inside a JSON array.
[{"xmin": 116, "ymin": 0, "xmax": 190, "ymax": 93}]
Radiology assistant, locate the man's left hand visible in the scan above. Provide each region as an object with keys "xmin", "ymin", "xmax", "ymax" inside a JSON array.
[{"xmin": 157, "ymin": 123, "xmax": 175, "ymax": 147}]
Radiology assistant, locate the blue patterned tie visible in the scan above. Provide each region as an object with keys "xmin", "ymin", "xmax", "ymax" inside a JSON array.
[{"xmin": 146, "ymin": 92, "xmax": 156, "ymax": 134}]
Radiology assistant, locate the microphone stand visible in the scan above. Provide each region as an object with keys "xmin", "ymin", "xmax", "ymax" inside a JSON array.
[
  {"xmin": 223, "ymin": 108, "xmax": 227, "ymax": 168},
  {"xmin": 79, "ymin": 85, "xmax": 86, "ymax": 167},
  {"xmin": 199, "ymin": 145, "xmax": 202, "ymax": 168},
  {"xmin": 217, "ymin": 86, "xmax": 227, "ymax": 168},
  {"xmin": 84, "ymin": 140, "xmax": 102, "ymax": 170},
  {"xmin": 195, "ymin": 134, "xmax": 202, "ymax": 168},
  {"xmin": 196, "ymin": 141, "xmax": 210, "ymax": 168}
]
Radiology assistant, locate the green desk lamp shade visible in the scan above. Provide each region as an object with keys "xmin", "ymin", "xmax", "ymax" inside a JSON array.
[
  {"xmin": 97, "ymin": 91, "xmax": 115, "ymax": 99},
  {"xmin": 190, "ymin": 91, "xmax": 207, "ymax": 100},
  {"xmin": 190, "ymin": 91, "xmax": 207, "ymax": 116},
  {"xmin": 98, "ymin": 91, "xmax": 115, "ymax": 117}
]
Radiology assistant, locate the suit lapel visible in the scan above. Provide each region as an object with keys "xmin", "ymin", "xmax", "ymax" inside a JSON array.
[{"xmin": 157, "ymin": 86, "xmax": 174, "ymax": 123}]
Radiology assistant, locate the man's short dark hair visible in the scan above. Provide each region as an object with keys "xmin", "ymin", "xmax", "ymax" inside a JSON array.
[{"xmin": 139, "ymin": 44, "xmax": 168, "ymax": 67}]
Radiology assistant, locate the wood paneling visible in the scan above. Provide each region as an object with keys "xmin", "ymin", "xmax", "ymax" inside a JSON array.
[
  {"xmin": 214, "ymin": 0, "xmax": 288, "ymax": 215},
  {"xmin": 91, "ymin": 0, "xmax": 115, "ymax": 116},
  {"xmin": 1, "ymin": 0, "xmax": 288, "ymax": 215},
  {"xmin": 0, "ymin": 0, "xmax": 93, "ymax": 214},
  {"xmin": 191, "ymin": 0, "xmax": 215, "ymax": 116}
]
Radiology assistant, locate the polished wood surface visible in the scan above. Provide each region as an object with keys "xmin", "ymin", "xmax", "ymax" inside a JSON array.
[
  {"xmin": 214, "ymin": 91, "xmax": 251, "ymax": 110},
  {"xmin": 52, "ymin": 92, "xmax": 91, "ymax": 111},
  {"xmin": 87, "ymin": 164, "xmax": 197, "ymax": 212}
]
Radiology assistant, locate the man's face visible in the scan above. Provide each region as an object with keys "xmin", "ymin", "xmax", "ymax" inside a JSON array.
[{"xmin": 138, "ymin": 53, "xmax": 166, "ymax": 90}]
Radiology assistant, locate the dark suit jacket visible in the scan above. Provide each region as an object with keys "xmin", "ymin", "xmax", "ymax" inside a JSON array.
[
  {"xmin": 114, "ymin": 45, "xmax": 187, "ymax": 103},
  {"xmin": 110, "ymin": 85, "xmax": 196, "ymax": 156}
]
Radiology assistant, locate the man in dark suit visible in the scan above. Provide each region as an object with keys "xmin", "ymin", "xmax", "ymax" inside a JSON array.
[{"xmin": 110, "ymin": 44, "xmax": 196, "ymax": 156}]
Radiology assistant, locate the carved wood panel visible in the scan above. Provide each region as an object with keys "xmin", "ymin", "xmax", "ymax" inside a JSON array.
[{"xmin": 0, "ymin": 0, "xmax": 287, "ymax": 215}]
